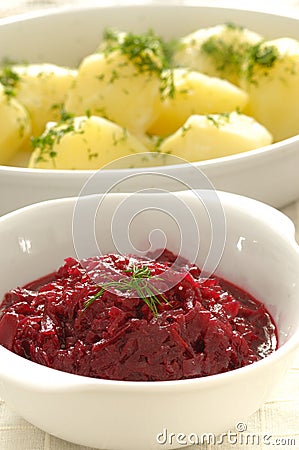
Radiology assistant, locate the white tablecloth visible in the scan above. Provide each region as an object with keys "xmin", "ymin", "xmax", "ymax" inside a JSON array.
[{"xmin": 0, "ymin": 1, "xmax": 298, "ymax": 449}]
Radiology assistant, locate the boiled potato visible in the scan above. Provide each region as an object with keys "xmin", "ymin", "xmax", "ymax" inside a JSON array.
[
  {"xmin": 65, "ymin": 50, "xmax": 161, "ymax": 135},
  {"xmin": 159, "ymin": 112, "xmax": 273, "ymax": 162},
  {"xmin": 28, "ymin": 115, "xmax": 149, "ymax": 170},
  {"xmin": 173, "ymin": 23, "xmax": 263, "ymax": 86},
  {"xmin": 0, "ymin": 84, "xmax": 31, "ymax": 165},
  {"xmin": 5, "ymin": 63, "xmax": 77, "ymax": 137},
  {"xmin": 240, "ymin": 38, "xmax": 299, "ymax": 142},
  {"xmin": 148, "ymin": 68, "xmax": 248, "ymax": 136}
]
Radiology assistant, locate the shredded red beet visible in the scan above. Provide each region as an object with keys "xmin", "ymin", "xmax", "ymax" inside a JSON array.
[{"xmin": 0, "ymin": 250, "xmax": 277, "ymax": 381}]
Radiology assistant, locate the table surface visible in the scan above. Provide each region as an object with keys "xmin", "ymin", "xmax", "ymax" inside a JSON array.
[{"xmin": 0, "ymin": 1, "xmax": 298, "ymax": 449}]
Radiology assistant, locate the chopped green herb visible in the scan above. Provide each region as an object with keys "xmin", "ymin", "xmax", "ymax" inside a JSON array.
[
  {"xmin": 225, "ymin": 22, "xmax": 244, "ymax": 31},
  {"xmin": 51, "ymin": 102, "xmax": 63, "ymax": 111},
  {"xmin": 151, "ymin": 135, "xmax": 164, "ymax": 152},
  {"xmin": 50, "ymin": 103, "xmax": 74, "ymax": 121},
  {"xmin": 200, "ymin": 25, "xmax": 279, "ymax": 84},
  {"xmin": 87, "ymin": 148, "xmax": 98, "ymax": 160},
  {"xmin": 181, "ymin": 123, "xmax": 192, "ymax": 136},
  {"xmin": 16, "ymin": 117, "xmax": 26, "ymax": 139},
  {"xmin": 102, "ymin": 28, "xmax": 175, "ymax": 99},
  {"xmin": 245, "ymin": 43, "xmax": 279, "ymax": 83},
  {"xmin": 201, "ymin": 35, "xmax": 247, "ymax": 75},
  {"xmin": 109, "ymin": 68, "xmax": 120, "ymax": 83},
  {"xmin": 0, "ymin": 65, "xmax": 20, "ymax": 97},
  {"xmin": 60, "ymin": 108, "xmax": 74, "ymax": 122},
  {"xmin": 161, "ymin": 38, "xmax": 180, "ymax": 65},
  {"xmin": 31, "ymin": 111, "xmax": 81, "ymax": 164},
  {"xmin": 206, "ymin": 112, "xmax": 231, "ymax": 128},
  {"xmin": 160, "ymin": 69, "xmax": 175, "ymax": 100},
  {"xmin": 112, "ymin": 128, "xmax": 128, "ymax": 147},
  {"xmin": 96, "ymin": 73, "xmax": 105, "ymax": 81}
]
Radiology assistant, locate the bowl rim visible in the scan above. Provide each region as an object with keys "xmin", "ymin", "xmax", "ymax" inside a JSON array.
[
  {"xmin": 0, "ymin": 191, "xmax": 299, "ymax": 391},
  {"xmin": 0, "ymin": 2, "xmax": 298, "ymax": 176},
  {"xmin": 1, "ymin": 0, "xmax": 299, "ymax": 24},
  {"xmin": 1, "ymin": 135, "xmax": 299, "ymax": 177}
]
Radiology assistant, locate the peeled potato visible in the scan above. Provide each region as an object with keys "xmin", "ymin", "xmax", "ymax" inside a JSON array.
[
  {"xmin": 10, "ymin": 63, "xmax": 77, "ymax": 137},
  {"xmin": 240, "ymin": 38, "xmax": 299, "ymax": 142},
  {"xmin": 0, "ymin": 84, "xmax": 31, "ymax": 165},
  {"xmin": 159, "ymin": 112, "xmax": 273, "ymax": 162},
  {"xmin": 148, "ymin": 68, "xmax": 248, "ymax": 136},
  {"xmin": 28, "ymin": 115, "xmax": 149, "ymax": 170},
  {"xmin": 65, "ymin": 50, "xmax": 161, "ymax": 135},
  {"xmin": 173, "ymin": 23, "xmax": 263, "ymax": 86}
]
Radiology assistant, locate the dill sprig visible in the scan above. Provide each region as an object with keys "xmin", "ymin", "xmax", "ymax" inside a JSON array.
[
  {"xmin": 102, "ymin": 28, "xmax": 175, "ymax": 99},
  {"xmin": 83, "ymin": 264, "xmax": 170, "ymax": 316}
]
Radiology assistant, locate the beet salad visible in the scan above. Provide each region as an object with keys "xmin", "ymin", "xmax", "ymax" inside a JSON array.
[{"xmin": 0, "ymin": 249, "xmax": 277, "ymax": 381}]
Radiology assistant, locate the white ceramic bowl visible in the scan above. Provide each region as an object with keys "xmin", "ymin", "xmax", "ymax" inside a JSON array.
[
  {"xmin": 0, "ymin": 3, "xmax": 299, "ymax": 215},
  {"xmin": 0, "ymin": 190, "xmax": 298, "ymax": 450}
]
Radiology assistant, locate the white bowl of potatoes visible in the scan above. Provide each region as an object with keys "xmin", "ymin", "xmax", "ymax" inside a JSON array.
[{"xmin": 0, "ymin": 2, "xmax": 299, "ymax": 214}]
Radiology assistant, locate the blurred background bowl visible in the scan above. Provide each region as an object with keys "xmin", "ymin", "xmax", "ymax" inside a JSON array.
[{"xmin": 0, "ymin": 3, "xmax": 299, "ymax": 215}]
